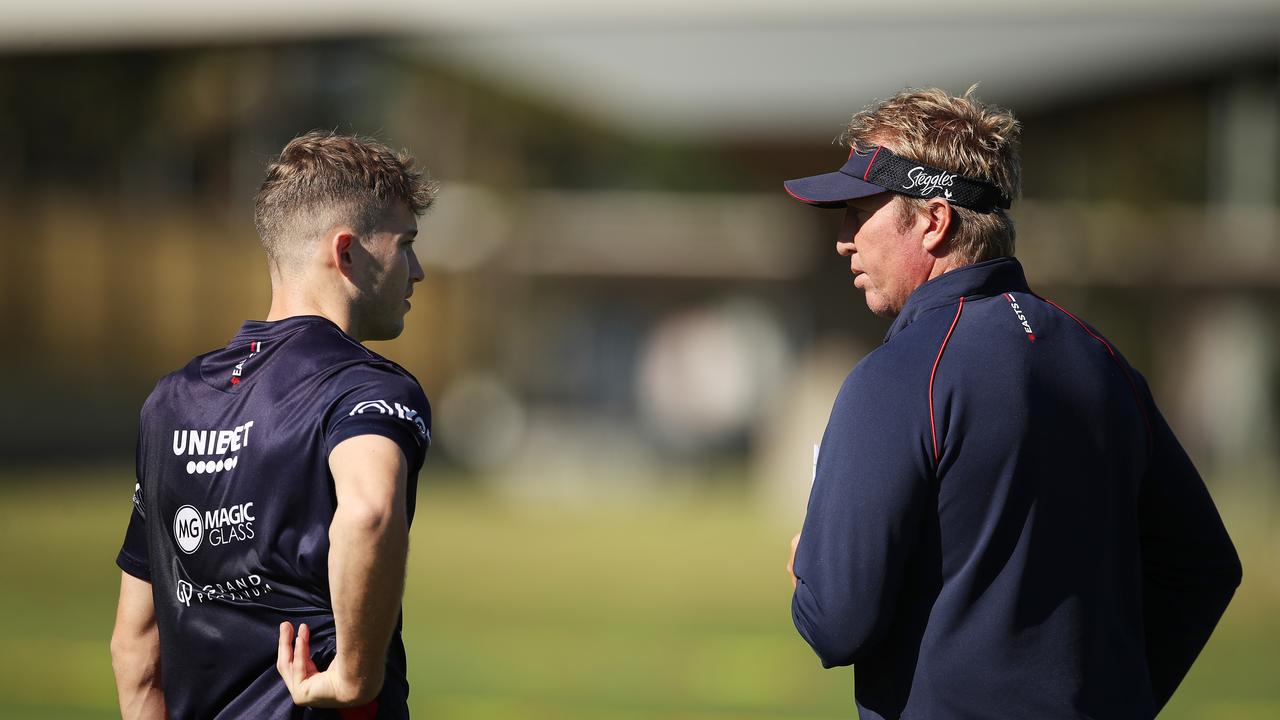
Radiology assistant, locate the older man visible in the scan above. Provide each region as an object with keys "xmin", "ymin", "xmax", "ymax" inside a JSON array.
[
  {"xmin": 784, "ymin": 87, "xmax": 1241, "ymax": 719},
  {"xmin": 111, "ymin": 132, "xmax": 435, "ymax": 719}
]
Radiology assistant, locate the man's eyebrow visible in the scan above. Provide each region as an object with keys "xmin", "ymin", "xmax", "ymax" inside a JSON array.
[{"xmin": 398, "ymin": 229, "xmax": 419, "ymax": 239}]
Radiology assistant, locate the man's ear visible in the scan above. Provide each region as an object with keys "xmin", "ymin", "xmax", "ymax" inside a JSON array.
[
  {"xmin": 921, "ymin": 198, "xmax": 953, "ymax": 256},
  {"xmin": 328, "ymin": 230, "xmax": 357, "ymax": 281}
]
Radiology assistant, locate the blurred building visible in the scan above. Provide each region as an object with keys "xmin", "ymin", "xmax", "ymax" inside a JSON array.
[{"xmin": 0, "ymin": 2, "xmax": 1276, "ymax": 503}]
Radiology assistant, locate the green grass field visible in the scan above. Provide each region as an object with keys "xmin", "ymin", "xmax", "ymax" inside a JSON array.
[{"xmin": 1, "ymin": 468, "xmax": 1276, "ymax": 719}]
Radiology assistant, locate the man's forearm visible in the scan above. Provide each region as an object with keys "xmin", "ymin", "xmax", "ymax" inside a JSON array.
[
  {"xmin": 112, "ymin": 571, "xmax": 167, "ymax": 719},
  {"xmin": 326, "ymin": 499, "xmax": 409, "ymax": 702},
  {"xmin": 111, "ymin": 634, "xmax": 166, "ymax": 719}
]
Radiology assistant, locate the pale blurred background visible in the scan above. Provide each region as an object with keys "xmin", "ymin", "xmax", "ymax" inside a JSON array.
[{"xmin": 1, "ymin": 2, "xmax": 1278, "ymax": 718}]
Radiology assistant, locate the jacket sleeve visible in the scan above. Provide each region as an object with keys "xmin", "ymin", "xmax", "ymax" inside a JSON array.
[
  {"xmin": 1134, "ymin": 373, "xmax": 1242, "ymax": 710},
  {"xmin": 791, "ymin": 360, "xmax": 933, "ymax": 668}
]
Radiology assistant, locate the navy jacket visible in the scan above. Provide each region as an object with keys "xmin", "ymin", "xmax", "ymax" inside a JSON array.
[
  {"xmin": 118, "ymin": 316, "xmax": 431, "ymax": 719},
  {"xmin": 792, "ymin": 258, "xmax": 1241, "ymax": 719}
]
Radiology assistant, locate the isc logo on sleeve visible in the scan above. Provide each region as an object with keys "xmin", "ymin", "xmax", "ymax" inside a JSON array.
[{"xmin": 349, "ymin": 399, "xmax": 429, "ymax": 441}]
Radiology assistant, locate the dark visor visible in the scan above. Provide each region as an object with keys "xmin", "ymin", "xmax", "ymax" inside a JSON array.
[{"xmin": 784, "ymin": 146, "xmax": 1011, "ymax": 213}]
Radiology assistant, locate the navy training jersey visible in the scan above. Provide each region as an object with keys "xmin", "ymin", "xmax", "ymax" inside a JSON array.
[
  {"xmin": 117, "ymin": 315, "xmax": 431, "ymax": 720},
  {"xmin": 792, "ymin": 258, "xmax": 1240, "ymax": 718}
]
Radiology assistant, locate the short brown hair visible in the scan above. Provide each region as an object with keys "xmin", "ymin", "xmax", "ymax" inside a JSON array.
[
  {"xmin": 253, "ymin": 131, "xmax": 437, "ymax": 271},
  {"xmin": 842, "ymin": 86, "xmax": 1021, "ymax": 263}
]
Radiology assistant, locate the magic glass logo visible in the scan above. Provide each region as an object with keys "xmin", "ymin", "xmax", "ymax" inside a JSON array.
[
  {"xmin": 173, "ymin": 505, "xmax": 203, "ymax": 554},
  {"xmin": 171, "ymin": 501, "xmax": 257, "ymax": 554}
]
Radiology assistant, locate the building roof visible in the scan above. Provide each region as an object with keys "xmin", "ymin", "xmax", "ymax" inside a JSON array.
[{"xmin": 4, "ymin": 1, "xmax": 1277, "ymax": 137}]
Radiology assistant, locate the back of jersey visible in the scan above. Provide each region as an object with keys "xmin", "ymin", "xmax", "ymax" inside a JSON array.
[{"xmin": 117, "ymin": 316, "xmax": 430, "ymax": 720}]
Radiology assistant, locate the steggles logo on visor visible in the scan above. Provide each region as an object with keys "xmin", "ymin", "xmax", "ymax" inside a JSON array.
[{"xmin": 859, "ymin": 148, "xmax": 1010, "ymax": 211}]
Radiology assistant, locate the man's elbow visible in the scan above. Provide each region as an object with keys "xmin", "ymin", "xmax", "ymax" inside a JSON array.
[
  {"xmin": 802, "ymin": 624, "xmax": 864, "ymax": 669},
  {"xmin": 110, "ymin": 628, "xmax": 155, "ymax": 682},
  {"xmin": 1197, "ymin": 545, "xmax": 1243, "ymax": 600},
  {"xmin": 335, "ymin": 499, "xmax": 404, "ymax": 537},
  {"xmin": 1217, "ymin": 555, "xmax": 1243, "ymax": 612},
  {"xmin": 1226, "ymin": 551, "xmax": 1243, "ymax": 589},
  {"xmin": 791, "ymin": 588, "xmax": 871, "ymax": 668},
  {"xmin": 110, "ymin": 625, "xmax": 133, "ymax": 666},
  {"xmin": 810, "ymin": 637, "xmax": 861, "ymax": 669},
  {"xmin": 109, "ymin": 631, "xmax": 130, "ymax": 677}
]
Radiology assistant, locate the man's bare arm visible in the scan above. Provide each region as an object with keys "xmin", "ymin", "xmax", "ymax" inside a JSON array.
[
  {"xmin": 111, "ymin": 572, "xmax": 167, "ymax": 719},
  {"xmin": 278, "ymin": 434, "xmax": 409, "ymax": 707}
]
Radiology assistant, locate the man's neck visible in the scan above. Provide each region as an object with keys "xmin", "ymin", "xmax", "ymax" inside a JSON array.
[
  {"xmin": 265, "ymin": 285, "xmax": 357, "ymax": 339},
  {"xmin": 926, "ymin": 255, "xmax": 964, "ymax": 282}
]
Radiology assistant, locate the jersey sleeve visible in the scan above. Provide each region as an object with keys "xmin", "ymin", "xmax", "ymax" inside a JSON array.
[
  {"xmin": 323, "ymin": 364, "xmax": 432, "ymax": 473},
  {"xmin": 791, "ymin": 356, "xmax": 934, "ymax": 668},
  {"xmin": 116, "ymin": 429, "xmax": 152, "ymax": 582}
]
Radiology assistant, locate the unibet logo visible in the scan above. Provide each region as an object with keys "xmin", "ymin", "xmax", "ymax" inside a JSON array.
[{"xmin": 173, "ymin": 505, "xmax": 203, "ymax": 554}]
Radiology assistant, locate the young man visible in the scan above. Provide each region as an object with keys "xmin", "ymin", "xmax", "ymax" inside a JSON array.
[
  {"xmin": 783, "ymin": 88, "xmax": 1241, "ymax": 718},
  {"xmin": 111, "ymin": 132, "xmax": 435, "ymax": 719}
]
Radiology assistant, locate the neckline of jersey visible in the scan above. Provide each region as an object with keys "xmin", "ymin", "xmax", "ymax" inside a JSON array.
[
  {"xmin": 884, "ymin": 257, "xmax": 1032, "ymax": 344},
  {"xmin": 231, "ymin": 315, "xmax": 344, "ymax": 344}
]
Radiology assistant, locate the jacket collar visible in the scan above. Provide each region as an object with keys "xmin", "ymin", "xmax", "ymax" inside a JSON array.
[{"xmin": 884, "ymin": 257, "xmax": 1031, "ymax": 343}]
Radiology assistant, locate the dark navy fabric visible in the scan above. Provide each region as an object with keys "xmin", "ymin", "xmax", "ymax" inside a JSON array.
[
  {"xmin": 117, "ymin": 315, "xmax": 431, "ymax": 720},
  {"xmin": 792, "ymin": 258, "xmax": 1241, "ymax": 719}
]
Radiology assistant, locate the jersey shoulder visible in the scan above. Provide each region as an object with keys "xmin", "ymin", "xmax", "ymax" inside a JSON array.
[
  {"xmin": 304, "ymin": 325, "xmax": 427, "ymax": 401},
  {"xmin": 140, "ymin": 355, "xmax": 205, "ymax": 418},
  {"xmin": 301, "ymin": 327, "xmax": 432, "ymax": 447},
  {"xmin": 855, "ymin": 301, "xmax": 968, "ymax": 387}
]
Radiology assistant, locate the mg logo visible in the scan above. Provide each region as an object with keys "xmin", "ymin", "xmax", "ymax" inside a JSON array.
[{"xmin": 173, "ymin": 505, "xmax": 203, "ymax": 554}]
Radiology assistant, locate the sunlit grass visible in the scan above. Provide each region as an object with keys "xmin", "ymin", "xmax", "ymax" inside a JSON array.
[{"xmin": 0, "ymin": 468, "xmax": 1275, "ymax": 719}]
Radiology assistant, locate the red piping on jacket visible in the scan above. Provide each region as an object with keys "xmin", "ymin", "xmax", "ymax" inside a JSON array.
[
  {"xmin": 930, "ymin": 297, "xmax": 965, "ymax": 464},
  {"xmin": 1038, "ymin": 296, "xmax": 1154, "ymax": 443}
]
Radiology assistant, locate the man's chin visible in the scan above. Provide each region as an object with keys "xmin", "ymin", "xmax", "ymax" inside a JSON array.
[
  {"xmin": 378, "ymin": 325, "xmax": 406, "ymax": 342},
  {"xmin": 359, "ymin": 319, "xmax": 406, "ymax": 343},
  {"xmin": 863, "ymin": 292, "xmax": 900, "ymax": 319}
]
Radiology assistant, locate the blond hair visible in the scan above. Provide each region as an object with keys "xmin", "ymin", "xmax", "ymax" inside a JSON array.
[
  {"xmin": 842, "ymin": 86, "xmax": 1021, "ymax": 263},
  {"xmin": 253, "ymin": 131, "xmax": 437, "ymax": 272}
]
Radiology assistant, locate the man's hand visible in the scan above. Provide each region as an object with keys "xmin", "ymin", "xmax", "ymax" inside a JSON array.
[
  {"xmin": 277, "ymin": 622, "xmax": 365, "ymax": 708},
  {"xmin": 788, "ymin": 532, "xmax": 802, "ymax": 589}
]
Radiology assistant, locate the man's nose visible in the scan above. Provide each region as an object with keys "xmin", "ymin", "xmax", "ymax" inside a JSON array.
[
  {"xmin": 409, "ymin": 252, "xmax": 425, "ymax": 282},
  {"xmin": 837, "ymin": 207, "xmax": 859, "ymax": 251}
]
